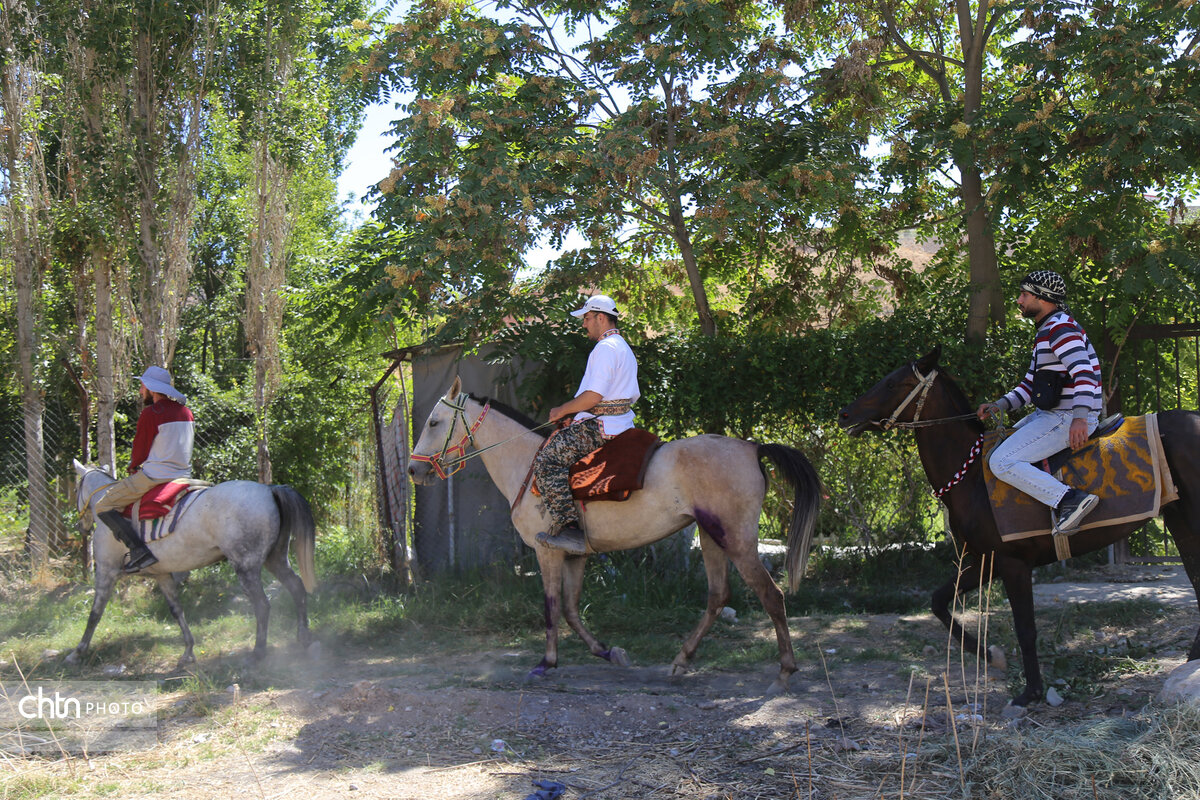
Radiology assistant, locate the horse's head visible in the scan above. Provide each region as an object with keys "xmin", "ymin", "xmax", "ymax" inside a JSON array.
[
  {"xmin": 73, "ymin": 458, "xmax": 115, "ymax": 518},
  {"xmin": 838, "ymin": 346, "xmax": 942, "ymax": 435},
  {"xmin": 407, "ymin": 376, "xmax": 478, "ymax": 484}
]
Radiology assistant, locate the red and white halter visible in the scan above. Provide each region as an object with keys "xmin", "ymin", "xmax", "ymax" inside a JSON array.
[{"xmin": 409, "ymin": 395, "xmax": 491, "ymax": 480}]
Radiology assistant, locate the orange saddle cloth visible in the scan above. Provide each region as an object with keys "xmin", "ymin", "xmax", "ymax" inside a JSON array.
[
  {"xmin": 533, "ymin": 428, "xmax": 662, "ymax": 503},
  {"xmin": 982, "ymin": 413, "xmax": 1178, "ymax": 541}
]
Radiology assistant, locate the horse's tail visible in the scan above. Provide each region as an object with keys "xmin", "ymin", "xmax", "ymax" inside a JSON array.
[
  {"xmin": 757, "ymin": 443, "xmax": 822, "ymax": 594},
  {"xmin": 271, "ymin": 485, "xmax": 318, "ymax": 593}
]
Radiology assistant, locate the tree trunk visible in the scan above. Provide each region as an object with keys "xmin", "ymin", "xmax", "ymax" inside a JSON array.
[
  {"xmin": 669, "ymin": 202, "xmax": 717, "ymax": 338},
  {"xmin": 94, "ymin": 242, "xmax": 118, "ymax": 474},
  {"xmin": 958, "ymin": 4, "xmax": 1005, "ymax": 344},
  {"xmin": 961, "ymin": 165, "xmax": 1003, "ymax": 344},
  {"xmin": 1, "ymin": 0, "xmax": 53, "ymax": 568}
]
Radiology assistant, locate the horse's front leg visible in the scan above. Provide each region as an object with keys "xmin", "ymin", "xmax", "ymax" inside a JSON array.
[
  {"xmin": 234, "ymin": 567, "xmax": 271, "ymax": 662},
  {"xmin": 673, "ymin": 531, "xmax": 731, "ymax": 677},
  {"xmin": 560, "ymin": 555, "xmax": 630, "ymax": 667},
  {"xmin": 529, "ymin": 548, "xmax": 567, "ymax": 679},
  {"xmin": 930, "ymin": 555, "xmax": 1008, "ymax": 671},
  {"xmin": 65, "ymin": 564, "xmax": 119, "ymax": 666},
  {"xmin": 155, "ymin": 573, "xmax": 196, "ymax": 668}
]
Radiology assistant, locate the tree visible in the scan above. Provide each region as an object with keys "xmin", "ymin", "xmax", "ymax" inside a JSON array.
[
  {"xmin": 368, "ymin": 0, "xmax": 864, "ymax": 339},
  {"xmin": 812, "ymin": 0, "xmax": 1017, "ymax": 344},
  {"xmin": 0, "ymin": 0, "xmax": 56, "ymax": 568}
]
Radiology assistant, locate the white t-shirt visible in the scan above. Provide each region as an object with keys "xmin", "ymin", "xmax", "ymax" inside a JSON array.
[{"xmin": 574, "ymin": 331, "xmax": 639, "ymax": 436}]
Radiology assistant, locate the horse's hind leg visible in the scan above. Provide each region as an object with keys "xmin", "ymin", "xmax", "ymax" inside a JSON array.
[
  {"xmin": 726, "ymin": 545, "xmax": 796, "ymax": 695},
  {"xmin": 65, "ymin": 567, "xmax": 118, "ymax": 665},
  {"xmin": 155, "ymin": 573, "xmax": 196, "ymax": 668},
  {"xmin": 1162, "ymin": 499, "xmax": 1200, "ymax": 660},
  {"xmin": 234, "ymin": 567, "xmax": 271, "ymax": 661},
  {"xmin": 265, "ymin": 548, "xmax": 311, "ymax": 648},
  {"xmin": 560, "ymin": 555, "xmax": 628, "ymax": 666},
  {"xmin": 672, "ymin": 530, "xmax": 732, "ymax": 677}
]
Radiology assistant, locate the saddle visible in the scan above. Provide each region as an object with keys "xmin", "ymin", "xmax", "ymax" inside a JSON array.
[
  {"xmin": 120, "ymin": 478, "xmax": 210, "ymax": 542},
  {"xmin": 982, "ymin": 413, "xmax": 1179, "ymax": 543},
  {"xmin": 531, "ymin": 428, "xmax": 662, "ymax": 504}
]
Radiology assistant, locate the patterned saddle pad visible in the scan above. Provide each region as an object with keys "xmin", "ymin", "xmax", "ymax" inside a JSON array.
[
  {"xmin": 982, "ymin": 413, "xmax": 1178, "ymax": 542},
  {"xmin": 120, "ymin": 479, "xmax": 210, "ymax": 543},
  {"xmin": 532, "ymin": 428, "xmax": 662, "ymax": 503}
]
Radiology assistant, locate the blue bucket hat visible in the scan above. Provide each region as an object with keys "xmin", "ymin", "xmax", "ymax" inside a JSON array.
[{"xmin": 138, "ymin": 366, "xmax": 186, "ymax": 405}]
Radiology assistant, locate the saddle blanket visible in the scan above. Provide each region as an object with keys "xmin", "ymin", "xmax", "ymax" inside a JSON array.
[
  {"xmin": 983, "ymin": 413, "xmax": 1179, "ymax": 542},
  {"xmin": 533, "ymin": 428, "xmax": 662, "ymax": 503},
  {"xmin": 120, "ymin": 479, "xmax": 209, "ymax": 543}
]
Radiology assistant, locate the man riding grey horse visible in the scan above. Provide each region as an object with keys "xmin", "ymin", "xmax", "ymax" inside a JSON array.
[
  {"xmin": 534, "ymin": 295, "xmax": 640, "ymax": 555},
  {"xmin": 93, "ymin": 366, "xmax": 195, "ymax": 573}
]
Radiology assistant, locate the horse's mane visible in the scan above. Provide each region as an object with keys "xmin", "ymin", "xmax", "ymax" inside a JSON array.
[
  {"xmin": 479, "ymin": 396, "xmax": 549, "ymax": 440},
  {"xmin": 938, "ymin": 368, "xmax": 987, "ymax": 433}
]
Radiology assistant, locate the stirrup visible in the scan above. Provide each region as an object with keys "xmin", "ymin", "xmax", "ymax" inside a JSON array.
[{"xmin": 122, "ymin": 547, "xmax": 158, "ymax": 574}]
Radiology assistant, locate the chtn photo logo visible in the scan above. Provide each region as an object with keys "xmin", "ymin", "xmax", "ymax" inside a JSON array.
[{"xmin": 16, "ymin": 686, "xmax": 147, "ymax": 720}]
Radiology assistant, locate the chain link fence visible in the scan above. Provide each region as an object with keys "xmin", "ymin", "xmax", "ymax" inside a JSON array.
[{"xmin": 0, "ymin": 393, "xmax": 383, "ymax": 576}]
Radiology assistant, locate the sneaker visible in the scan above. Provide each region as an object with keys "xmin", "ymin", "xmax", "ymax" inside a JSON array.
[
  {"xmin": 1053, "ymin": 489, "xmax": 1099, "ymax": 533},
  {"xmin": 536, "ymin": 525, "xmax": 588, "ymax": 556}
]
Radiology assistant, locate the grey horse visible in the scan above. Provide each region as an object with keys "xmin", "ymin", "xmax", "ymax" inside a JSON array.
[{"xmin": 70, "ymin": 459, "xmax": 317, "ymax": 668}]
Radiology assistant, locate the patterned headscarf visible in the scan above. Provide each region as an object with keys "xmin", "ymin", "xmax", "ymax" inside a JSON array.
[{"xmin": 1019, "ymin": 270, "xmax": 1067, "ymax": 307}]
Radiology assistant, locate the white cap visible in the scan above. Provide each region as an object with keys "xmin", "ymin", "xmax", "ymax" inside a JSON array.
[{"xmin": 570, "ymin": 294, "xmax": 620, "ymax": 318}]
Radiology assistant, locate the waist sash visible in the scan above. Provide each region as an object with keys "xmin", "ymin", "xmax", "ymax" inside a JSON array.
[{"xmin": 592, "ymin": 398, "xmax": 634, "ymax": 416}]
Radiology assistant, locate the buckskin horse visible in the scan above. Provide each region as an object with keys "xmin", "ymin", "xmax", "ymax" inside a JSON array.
[
  {"xmin": 838, "ymin": 346, "xmax": 1200, "ymax": 710},
  {"xmin": 407, "ymin": 377, "xmax": 822, "ymax": 694},
  {"xmin": 71, "ymin": 460, "xmax": 318, "ymax": 667}
]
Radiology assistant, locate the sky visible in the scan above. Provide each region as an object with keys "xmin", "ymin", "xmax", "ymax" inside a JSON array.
[{"xmin": 334, "ymin": 0, "xmax": 586, "ymax": 271}]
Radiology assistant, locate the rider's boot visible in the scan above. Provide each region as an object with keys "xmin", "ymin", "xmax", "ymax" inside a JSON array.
[
  {"xmin": 98, "ymin": 510, "xmax": 159, "ymax": 573},
  {"xmin": 536, "ymin": 522, "xmax": 588, "ymax": 556}
]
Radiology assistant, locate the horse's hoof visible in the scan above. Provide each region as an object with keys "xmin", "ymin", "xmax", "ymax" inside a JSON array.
[
  {"xmin": 175, "ymin": 654, "xmax": 196, "ymax": 670},
  {"xmin": 305, "ymin": 640, "xmax": 323, "ymax": 660},
  {"xmin": 766, "ymin": 678, "xmax": 790, "ymax": 697},
  {"xmin": 987, "ymin": 645, "xmax": 1007, "ymax": 671},
  {"xmin": 1001, "ymin": 702, "xmax": 1028, "ymax": 720},
  {"xmin": 606, "ymin": 647, "xmax": 630, "ymax": 667}
]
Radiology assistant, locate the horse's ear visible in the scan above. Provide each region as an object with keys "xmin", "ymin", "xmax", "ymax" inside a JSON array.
[
  {"xmin": 917, "ymin": 344, "xmax": 942, "ymax": 371},
  {"xmin": 447, "ymin": 375, "xmax": 462, "ymax": 400},
  {"xmin": 72, "ymin": 458, "xmax": 86, "ymax": 475}
]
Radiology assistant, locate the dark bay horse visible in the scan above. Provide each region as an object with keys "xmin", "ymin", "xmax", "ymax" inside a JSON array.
[
  {"xmin": 407, "ymin": 377, "xmax": 822, "ymax": 693},
  {"xmin": 837, "ymin": 347, "xmax": 1200, "ymax": 710},
  {"xmin": 72, "ymin": 460, "xmax": 318, "ymax": 667}
]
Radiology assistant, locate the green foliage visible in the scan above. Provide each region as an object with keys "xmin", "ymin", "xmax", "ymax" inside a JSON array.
[{"xmin": 363, "ymin": 0, "xmax": 872, "ymax": 339}]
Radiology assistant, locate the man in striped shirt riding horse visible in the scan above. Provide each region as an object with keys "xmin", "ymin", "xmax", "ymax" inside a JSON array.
[{"xmin": 977, "ymin": 271, "xmax": 1103, "ymax": 534}]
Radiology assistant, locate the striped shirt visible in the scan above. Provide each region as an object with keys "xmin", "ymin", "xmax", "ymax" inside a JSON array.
[{"xmin": 999, "ymin": 310, "xmax": 1102, "ymax": 419}]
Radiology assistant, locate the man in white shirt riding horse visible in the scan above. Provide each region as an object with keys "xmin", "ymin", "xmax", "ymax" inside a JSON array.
[{"xmin": 534, "ymin": 295, "xmax": 640, "ymax": 555}]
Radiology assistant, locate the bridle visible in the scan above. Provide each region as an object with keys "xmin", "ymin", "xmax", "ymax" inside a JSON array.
[
  {"xmin": 409, "ymin": 394, "xmax": 492, "ymax": 480},
  {"xmin": 867, "ymin": 362, "xmax": 983, "ymax": 430},
  {"xmin": 869, "ymin": 362, "xmax": 992, "ymax": 499},
  {"xmin": 874, "ymin": 362, "xmax": 941, "ymax": 430}
]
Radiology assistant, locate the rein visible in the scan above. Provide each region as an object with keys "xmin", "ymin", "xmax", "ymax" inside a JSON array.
[
  {"xmin": 868, "ymin": 362, "xmax": 997, "ymax": 499},
  {"xmin": 870, "ymin": 363, "xmax": 980, "ymax": 430},
  {"xmin": 411, "ymin": 394, "xmax": 556, "ymax": 479}
]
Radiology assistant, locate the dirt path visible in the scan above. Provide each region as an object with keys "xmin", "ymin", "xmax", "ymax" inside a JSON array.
[{"xmin": 12, "ymin": 568, "xmax": 1198, "ymax": 799}]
